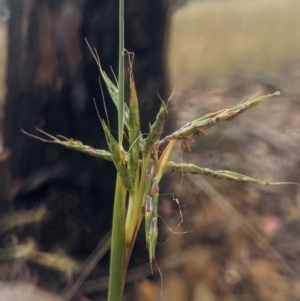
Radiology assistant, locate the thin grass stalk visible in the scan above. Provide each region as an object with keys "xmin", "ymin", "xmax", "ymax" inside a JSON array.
[
  {"xmin": 108, "ymin": 176, "xmax": 127, "ymax": 301},
  {"xmin": 107, "ymin": 0, "xmax": 126, "ymax": 300},
  {"xmin": 118, "ymin": 0, "xmax": 125, "ymax": 144}
]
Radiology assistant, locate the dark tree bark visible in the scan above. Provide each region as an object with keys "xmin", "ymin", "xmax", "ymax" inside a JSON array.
[{"xmin": 4, "ymin": 0, "xmax": 173, "ymax": 273}]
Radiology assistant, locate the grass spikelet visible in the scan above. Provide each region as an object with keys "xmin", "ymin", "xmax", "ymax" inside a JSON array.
[{"xmin": 158, "ymin": 92, "xmax": 280, "ymax": 146}]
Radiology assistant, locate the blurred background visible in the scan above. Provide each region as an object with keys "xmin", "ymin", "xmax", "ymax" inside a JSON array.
[
  {"xmin": 169, "ymin": 0, "xmax": 300, "ymax": 87},
  {"xmin": 143, "ymin": 1, "xmax": 300, "ymax": 300},
  {"xmin": 1, "ymin": 0, "xmax": 300, "ymax": 300},
  {"xmin": 0, "ymin": 0, "xmax": 8, "ymax": 126}
]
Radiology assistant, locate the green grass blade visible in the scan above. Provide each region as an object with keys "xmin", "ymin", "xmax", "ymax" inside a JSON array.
[
  {"xmin": 100, "ymin": 70, "xmax": 119, "ymax": 109},
  {"xmin": 108, "ymin": 1, "xmax": 126, "ymax": 300},
  {"xmin": 108, "ymin": 176, "xmax": 127, "ymax": 301}
]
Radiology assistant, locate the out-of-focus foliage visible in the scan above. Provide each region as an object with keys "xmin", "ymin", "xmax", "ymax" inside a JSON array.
[{"xmin": 169, "ymin": 0, "xmax": 300, "ymax": 85}]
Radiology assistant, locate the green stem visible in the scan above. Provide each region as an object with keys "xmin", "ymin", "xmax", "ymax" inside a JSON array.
[
  {"xmin": 107, "ymin": 2, "xmax": 126, "ymax": 299},
  {"xmin": 108, "ymin": 0, "xmax": 126, "ymax": 301},
  {"xmin": 118, "ymin": 0, "xmax": 125, "ymax": 144},
  {"xmin": 108, "ymin": 176, "xmax": 126, "ymax": 301}
]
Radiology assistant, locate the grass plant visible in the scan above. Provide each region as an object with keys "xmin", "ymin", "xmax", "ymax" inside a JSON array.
[{"xmin": 1, "ymin": 1, "xmax": 299, "ymax": 301}]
